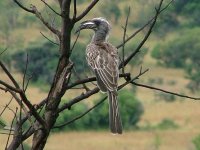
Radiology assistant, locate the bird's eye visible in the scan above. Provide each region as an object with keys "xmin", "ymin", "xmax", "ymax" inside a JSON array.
[{"xmin": 93, "ymin": 20, "xmax": 100, "ymax": 26}]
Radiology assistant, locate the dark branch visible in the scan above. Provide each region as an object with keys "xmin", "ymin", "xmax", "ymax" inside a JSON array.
[
  {"xmin": 117, "ymin": 0, "xmax": 174, "ymax": 49},
  {"xmin": 13, "ymin": 0, "xmax": 34, "ymax": 13},
  {"xmin": 0, "ymin": 80, "xmax": 20, "ymax": 93},
  {"xmin": 40, "ymin": 31, "xmax": 59, "ymax": 46},
  {"xmin": 31, "ymin": 5, "xmax": 61, "ymax": 37},
  {"xmin": 22, "ymin": 53, "xmax": 29, "ymax": 92},
  {"xmin": 13, "ymin": 0, "xmax": 61, "ymax": 36},
  {"xmin": 0, "ymin": 61, "xmax": 20, "ymax": 89},
  {"xmin": 121, "ymin": 7, "xmax": 130, "ymax": 73},
  {"xmin": 0, "ymin": 97, "xmax": 13, "ymax": 117},
  {"xmin": 0, "ymin": 47, "xmax": 8, "ymax": 56},
  {"xmin": 65, "ymin": 73, "xmax": 131, "ymax": 90},
  {"xmin": 72, "ymin": 0, "xmax": 77, "ymax": 20},
  {"xmin": 75, "ymin": 0, "xmax": 99, "ymax": 22},
  {"xmin": 119, "ymin": 0, "xmax": 164, "ymax": 69},
  {"xmin": 41, "ymin": 0, "xmax": 62, "ymax": 17},
  {"xmin": 58, "ymin": 87, "xmax": 99, "ymax": 113},
  {"xmin": 70, "ymin": 31, "xmax": 80, "ymax": 51},
  {"xmin": 5, "ymin": 108, "xmax": 18, "ymax": 149},
  {"xmin": 132, "ymin": 82, "xmax": 200, "ymax": 100},
  {"xmin": 54, "ymin": 96, "xmax": 107, "ymax": 129}
]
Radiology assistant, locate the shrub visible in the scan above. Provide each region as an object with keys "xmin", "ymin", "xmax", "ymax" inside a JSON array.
[
  {"xmin": 151, "ymin": 28, "xmax": 200, "ymax": 91},
  {"xmin": 54, "ymin": 89, "xmax": 144, "ymax": 131},
  {"xmin": 193, "ymin": 134, "xmax": 200, "ymax": 150},
  {"xmin": 156, "ymin": 119, "xmax": 178, "ymax": 130}
]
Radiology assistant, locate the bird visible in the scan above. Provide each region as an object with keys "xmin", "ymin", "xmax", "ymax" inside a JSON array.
[{"xmin": 76, "ymin": 17, "xmax": 122, "ymax": 134}]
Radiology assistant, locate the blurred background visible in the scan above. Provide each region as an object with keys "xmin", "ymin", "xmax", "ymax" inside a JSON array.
[{"xmin": 0, "ymin": 0, "xmax": 200, "ymax": 150}]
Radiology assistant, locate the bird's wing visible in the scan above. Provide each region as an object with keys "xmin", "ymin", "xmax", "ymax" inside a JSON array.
[{"xmin": 86, "ymin": 43, "xmax": 119, "ymax": 92}]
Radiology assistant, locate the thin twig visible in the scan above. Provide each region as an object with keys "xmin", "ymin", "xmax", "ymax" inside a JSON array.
[
  {"xmin": 13, "ymin": 0, "xmax": 34, "ymax": 13},
  {"xmin": 72, "ymin": 0, "xmax": 77, "ymax": 20},
  {"xmin": 14, "ymin": 0, "xmax": 61, "ymax": 36},
  {"xmin": 75, "ymin": 0, "xmax": 99, "ymax": 22},
  {"xmin": 121, "ymin": 7, "xmax": 130, "ymax": 73},
  {"xmin": 41, "ymin": 0, "xmax": 62, "ymax": 16},
  {"xmin": 116, "ymin": 0, "xmax": 174, "ymax": 49},
  {"xmin": 0, "ymin": 80, "xmax": 21, "ymax": 93},
  {"xmin": 0, "ymin": 61, "xmax": 20, "ymax": 89},
  {"xmin": 132, "ymin": 82, "xmax": 200, "ymax": 100},
  {"xmin": 0, "ymin": 48, "xmax": 8, "ymax": 56},
  {"xmin": 119, "ymin": 0, "xmax": 164, "ymax": 69},
  {"xmin": 72, "ymin": 67, "xmax": 90, "ymax": 91},
  {"xmin": 5, "ymin": 107, "xmax": 18, "ymax": 150},
  {"xmin": 0, "ymin": 97, "xmax": 13, "ymax": 117},
  {"xmin": 71, "ymin": 31, "xmax": 80, "ymax": 51},
  {"xmin": 54, "ymin": 96, "xmax": 107, "ymax": 129},
  {"xmin": 40, "ymin": 31, "xmax": 59, "ymax": 46},
  {"xmin": 22, "ymin": 53, "xmax": 29, "ymax": 92},
  {"xmin": 65, "ymin": 73, "xmax": 130, "ymax": 90}
]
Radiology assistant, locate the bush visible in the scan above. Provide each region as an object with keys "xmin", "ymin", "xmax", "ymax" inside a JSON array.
[
  {"xmin": 0, "ymin": 117, "xmax": 6, "ymax": 129},
  {"xmin": 54, "ymin": 89, "xmax": 144, "ymax": 131},
  {"xmin": 100, "ymin": 2, "xmax": 121, "ymax": 23},
  {"xmin": 151, "ymin": 28, "xmax": 200, "ymax": 91},
  {"xmin": 12, "ymin": 41, "xmax": 59, "ymax": 84},
  {"xmin": 193, "ymin": 134, "xmax": 200, "ymax": 150},
  {"xmin": 156, "ymin": 119, "xmax": 178, "ymax": 130}
]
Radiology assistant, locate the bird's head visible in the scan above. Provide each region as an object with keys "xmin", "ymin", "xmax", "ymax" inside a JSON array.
[{"xmin": 76, "ymin": 17, "xmax": 111, "ymax": 34}]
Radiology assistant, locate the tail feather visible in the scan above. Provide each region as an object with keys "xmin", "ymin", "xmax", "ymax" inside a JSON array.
[{"xmin": 108, "ymin": 91, "xmax": 122, "ymax": 134}]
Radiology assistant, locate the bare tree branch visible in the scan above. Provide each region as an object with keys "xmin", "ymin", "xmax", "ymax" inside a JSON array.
[
  {"xmin": 22, "ymin": 53, "xmax": 29, "ymax": 92},
  {"xmin": 31, "ymin": 5, "xmax": 61, "ymax": 37},
  {"xmin": 0, "ymin": 97, "xmax": 13, "ymax": 117},
  {"xmin": 40, "ymin": 31, "xmax": 59, "ymax": 46},
  {"xmin": 0, "ymin": 61, "xmax": 20, "ymax": 89},
  {"xmin": 119, "ymin": 0, "xmax": 164, "ymax": 69},
  {"xmin": 13, "ymin": 0, "xmax": 34, "ymax": 13},
  {"xmin": 75, "ymin": 0, "xmax": 99, "ymax": 22},
  {"xmin": 72, "ymin": 0, "xmax": 77, "ymax": 20},
  {"xmin": 132, "ymin": 82, "xmax": 200, "ymax": 100},
  {"xmin": 41, "ymin": 0, "xmax": 62, "ymax": 17},
  {"xmin": 70, "ymin": 31, "xmax": 80, "ymax": 51},
  {"xmin": 13, "ymin": 0, "xmax": 61, "ymax": 36},
  {"xmin": 121, "ymin": 6, "xmax": 130, "ymax": 73},
  {"xmin": 0, "ymin": 80, "xmax": 20, "ymax": 93},
  {"xmin": 117, "ymin": 0, "xmax": 174, "ymax": 49},
  {"xmin": 0, "ymin": 47, "xmax": 8, "ymax": 56},
  {"xmin": 65, "ymin": 73, "xmax": 131, "ymax": 90},
  {"xmin": 58, "ymin": 87, "xmax": 99, "ymax": 113},
  {"xmin": 5, "ymin": 107, "xmax": 18, "ymax": 150},
  {"xmin": 54, "ymin": 96, "xmax": 107, "ymax": 129}
]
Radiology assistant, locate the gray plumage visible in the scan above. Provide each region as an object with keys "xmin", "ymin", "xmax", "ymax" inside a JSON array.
[{"xmin": 77, "ymin": 17, "xmax": 122, "ymax": 134}]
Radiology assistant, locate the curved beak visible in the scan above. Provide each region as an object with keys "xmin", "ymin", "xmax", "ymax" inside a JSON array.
[{"xmin": 75, "ymin": 20, "xmax": 96, "ymax": 34}]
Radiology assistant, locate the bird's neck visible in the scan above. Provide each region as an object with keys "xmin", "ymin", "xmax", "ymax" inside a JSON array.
[{"xmin": 92, "ymin": 29, "xmax": 109, "ymax": 44}]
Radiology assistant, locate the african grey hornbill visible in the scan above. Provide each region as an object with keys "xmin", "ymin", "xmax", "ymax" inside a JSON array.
[{"xmin": 76, "ymin": 17, "xmax": 122, "ymax": 134}]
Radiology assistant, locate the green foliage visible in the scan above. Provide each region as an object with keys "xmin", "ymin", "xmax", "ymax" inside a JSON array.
[
  {"xmin": 0, "ymin": 117, "xmax": 6, "ymax": 129},
  {"xmin": 16, "ymin": 143, "xmax": 31, "ymax": 150},
  {"xmin": 156, "ymin": 119, "xmax": 179, "ymax": 130},
  {"xmin": 71, "ymin": 41, "xmax": 89, "ymax": 75},
  {"xmin": 123, "ymin": 41, "xmax": 148, "ymax": 67},
  {"xmin": 193, "ymin": 134, "xmax": 200, "ymax": 150},
  {"xmin": 10, "ymin": 40, "xmax": 90, "ymax": 84},
  {"xmin": 151, "ymin": 28, "xmax": 200, "ymax": 90},
  {"xmin": 54, "ymin": 89, "xmax": 143, "ymax": 132},
  {"xmin": 100, "ymin": 1, "xmax": 121, "ymax": 23},
  {"xmin": 12, "ymin": 41, "xmax": 59, "ymax": 84}
]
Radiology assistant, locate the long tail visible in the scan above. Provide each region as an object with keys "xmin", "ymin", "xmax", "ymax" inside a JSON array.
[{"xmin": 108, "ymin": 91, "xmax": 122, "ymax": 134}]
